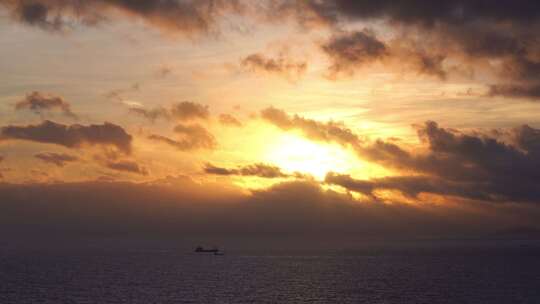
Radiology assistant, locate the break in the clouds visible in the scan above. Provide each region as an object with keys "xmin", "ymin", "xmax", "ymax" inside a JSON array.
[
  {"xmin": 0, "ymin": 120, "xmax": 132, "ymax": 154},
  {"xmin": 34, "ymin": 152, "xmax": 78, "ymax": 167},
  {"xmin": 261, "ymin": 107, "xmax": 362, "ymax": 147},
  {"xmin": 262, "ymin": 107, "xmax": 540, "ymax": 204},
  {"xmin": 15, "ymin": 91, "xmax": 77, "ymax": 119}
]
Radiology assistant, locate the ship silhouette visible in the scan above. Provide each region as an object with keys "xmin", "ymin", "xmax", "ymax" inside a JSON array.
[{"xmin": 194, "ymin": 246, "xmax": 224, "ymax": 255}]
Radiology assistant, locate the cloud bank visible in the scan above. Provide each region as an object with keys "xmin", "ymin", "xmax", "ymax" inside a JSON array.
[{"xmin": 1, "ymin": 178, "xmax": 538, "ymax": 241}]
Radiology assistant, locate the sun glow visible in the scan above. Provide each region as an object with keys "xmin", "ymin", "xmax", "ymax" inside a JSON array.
[{"xmin": 264, "ymin": 133, "xmax": 358, "ymax": 180}]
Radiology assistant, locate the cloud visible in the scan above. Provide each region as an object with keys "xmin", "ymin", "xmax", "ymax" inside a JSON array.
[
  {"xmin": 0, "ymin": 120, "xmax": 132, "ymax": 154},
  {"xmin": 34, "ymin": 152, "xmax": 78, "ymax": 167},
  {"xmin": 129, "ymin": 106, "xmax": 169, "ymax": 122},
  {"xmin": 170, "ymin": 102, "xmax": 210, "ymax": 121},
  {"xmin": 261, "ymin": 107, "xmax": 540, "ymax": 203},
  {"xmin": 129, "ymin": 101, "xmax": 209, "ymax": 122},
  {"xmin": 15, "ymin": 91, "xmax": 77, "ymax": 119},
  {"xmin": 295, "ymin": 1, "xmax": 540, "ymax": 29},
  {"xmin": 367, "ymin": 121, "xmax": 540, "ymax": 203},
  {"xmin": 1, "ymin": 0, "xmax": 247, "ymax": 35},
  {"xmin": 321, "ymin": 30, "xmax": 387, "ymax": 77},
  {"xmin": 6, "ymin": 1, "xmax": 540, "ymax": 97},
  {"xmin": 148, "ymin": 123, "xmax": 216, "ymax": 150},
  {"xmin": 218, "ymin": 114, "xmax": 242, "ymax": 127},
  {"xmin": 105, "ymin": 160, "xmax": 148, "ymax": 176},
  {"xmin": 325, "ymin": 173, "xmax": 492, "ymax": 202},
  {"xmin": 261, "ymin": 107, "xmax": 362, "ymax": 147},
  {"xmin": 241, "ymin": 53, "xmax": 307, "ymax": 80},
  {"xmin": 9, "ymin": 1, "xmax": 63, "ymax": 31},
  {"xmin": 414, "ymin": 53, "xmax": 447, "ymax": 80},
  {"xmin": 488, "ymin": 84, "xmax": 540, "ymax": 100},
  {"xmin": 321, "ymin": 30, "xmax": 450, "ymax": 80},
  {"xmin": 1, "ymin": 178, "xmax": 539, "ymax": 241},
  {"xmin": 289, "ymin": 1, "xmax": 540, "ymax": 96},
  {"xmin": 204, "ymin": 163, "xmax": 289, "ymax": 178}
]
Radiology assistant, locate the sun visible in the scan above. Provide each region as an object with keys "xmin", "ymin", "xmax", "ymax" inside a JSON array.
[{"xmin": 264, "ymin": 133, "xmax": 357, "ymax": 180}]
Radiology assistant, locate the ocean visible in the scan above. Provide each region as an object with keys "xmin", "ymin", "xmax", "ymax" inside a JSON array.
[{"xmin": 1, "ymin": 239, "xmax": 539, "ymax": 303}]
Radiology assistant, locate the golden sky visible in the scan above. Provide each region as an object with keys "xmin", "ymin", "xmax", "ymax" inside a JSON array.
[{"xmin": 1, "ymin": 0, "xmax": 540, "ymax": 239}]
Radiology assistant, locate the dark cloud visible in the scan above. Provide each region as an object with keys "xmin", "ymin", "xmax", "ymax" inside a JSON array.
[
  {"xmin": 204, "ymin": 163, "xmax": 289, "ymax": 178},
  {"xmin": 322, "ymin": 30, "xmax": 387, "ymax": 77},
  {"xmin": 321, "ymin": 30, "xmax": 449, "ymax": 79},
  {"xmin": 366, "ymin": 121, "xmax": 540, "ymax": 203},
  {"xmin": 34, "ymin": 152, "xmax": 78, "ymax": 167},
  {"xmin": 106, "ymin": 160, "xmax": 148, "ymax": 176},
  {"xmin": 415, "ymin": 53, "xmax": 447, "ymax": 80},
  {"xmin": 0, "ymin": 179, "xmax": 538, "ymax": 241},
  {"xmin": 15, "ymin": 91, "xmax": 77, "ymax": 119},
  {"xmin": 12, "ymin": 1, "xmax": 63, "ymax": 31},
  {"xmin": 261, "ymin": 107, "xmax": 361, "ymax": 147},
  {"xmin": 6, "ymin": 1, "xmax": 540, "ymax": 97},
  {"xmin": 0, "ymin": 120, "xmax": 132, "ymax": 154},
  {"xmin": 148, "ymin": 123, "xmax": 216, "ymax": 150},
  {"xmin": 297, "ymin": 1, "xmax": 540, "ymax": 29},
  {"xmin": 218, "ymin": 114, "xmax": 242, "ymax": 127},
  {"xmin": 129, "ymin": 101, "xmax": 209, "ymax": 122},
  {"xmin": 241, "ymin": 53, "xmax": 307, "ymax": 80},
  {"xmin": 294, "ymin": 1, "xmax": 540, "ymax": 96},
  {"xmin": 488, "ymin": 84, "xmax": 540, "ymax": 100},
  {"xmin": 325, "ymin": 173, "xmax": 492, "ymax": 202},
  {"xmin": 1, "ymin": 0, "xmax": 247, "ymax": 35}
]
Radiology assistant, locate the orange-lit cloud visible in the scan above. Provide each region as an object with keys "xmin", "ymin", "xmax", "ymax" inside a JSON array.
[
  {"xmin": 148, "ymin": 123, "xmax": 216, "ymax": 151},
  {"xmin": 2, "ymin": 0, "xmax": 540, "ymax": 242},
  {"xmin": 218, "ymin": 114, "xmax": 242, "ymax": 127},
  {"xmin": 204, "ymin": 162, "xmax": 292, "ymax": 178}
]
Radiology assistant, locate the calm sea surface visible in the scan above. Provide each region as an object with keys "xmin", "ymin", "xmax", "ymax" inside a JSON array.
[{"xmin": 1, "ymin": 239, "xmax": 539, "ymax": 303}]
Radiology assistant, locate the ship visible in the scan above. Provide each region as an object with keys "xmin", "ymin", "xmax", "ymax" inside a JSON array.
[{"xmin": 194, "ymin": 246, "xmax": 224, "ymax": 255}]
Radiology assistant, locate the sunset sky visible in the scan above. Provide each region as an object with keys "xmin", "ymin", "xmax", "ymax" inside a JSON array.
[{"xmin": 1, "ymin": 0, "xmax": 540, "ymax": 240}]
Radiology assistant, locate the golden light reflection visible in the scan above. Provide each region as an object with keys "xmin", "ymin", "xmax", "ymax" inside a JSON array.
[{"xmin": 263, "ymin": 133, "xmax": 359, "ymax": 180}]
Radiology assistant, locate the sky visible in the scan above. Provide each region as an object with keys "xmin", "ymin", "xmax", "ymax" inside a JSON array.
[{"xmin": 1, "ymin": 0, "xmax": 540, "ymax": 242}]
